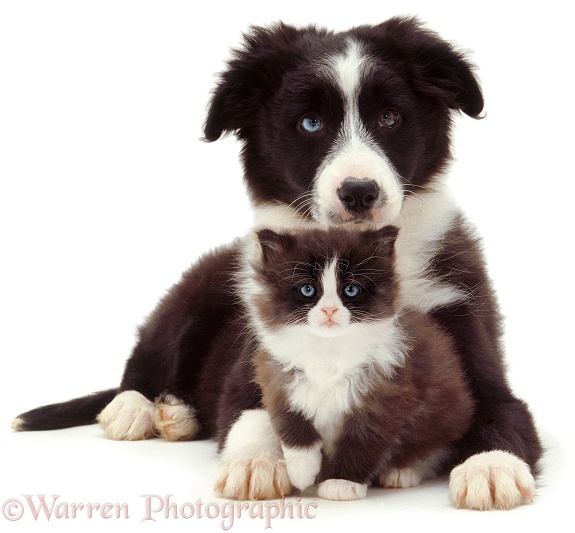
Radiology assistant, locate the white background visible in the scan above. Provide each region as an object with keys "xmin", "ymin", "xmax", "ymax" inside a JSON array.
[{"xmin": 0, "ymin": 1, "xmax": 573, "ymax": 531}]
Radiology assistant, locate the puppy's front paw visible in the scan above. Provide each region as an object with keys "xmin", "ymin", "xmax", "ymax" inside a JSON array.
[
  {"xmin": 97, "ymin": 390, "xmax": 155, "ymax": 441},
  {"xmin": 153, "ymin": 394, "xmax": 200, "ymax": 441},
  {"xmin": 215, "ymin": 451, "xmax": 292, "ymax": 500},
  {"xmin": 317, "ymin": 479, "xmax": 367, "ymax": 501},
  {"xmin": 282, "ymin": 442, "xmax": 322, "ymax": 491},
  {"xmin": 449, "ymin": 450, "xmax": 535, "ymax": 510}
]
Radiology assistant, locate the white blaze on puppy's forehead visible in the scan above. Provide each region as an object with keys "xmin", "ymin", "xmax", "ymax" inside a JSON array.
[
  {"xmin": 319, "ymin": 39, "xmax": 372, "ymax": 143},
  {"xmin": 313, "ymin": 39, "xmax": 404, "ymax": 226},
  {"xmin": 326, "ymin": 40, "xmax": 372, "ymax": 101}
]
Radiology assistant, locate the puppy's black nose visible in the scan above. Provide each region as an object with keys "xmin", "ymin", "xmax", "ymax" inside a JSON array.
[{"xmin": 337, "ymin": 177, "xmax": 380, "ymax": 214}]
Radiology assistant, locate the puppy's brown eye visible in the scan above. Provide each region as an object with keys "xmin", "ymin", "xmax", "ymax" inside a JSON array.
[{"xmin": 378, "ymin": 110, "xmax": 401, "ymax": 129}]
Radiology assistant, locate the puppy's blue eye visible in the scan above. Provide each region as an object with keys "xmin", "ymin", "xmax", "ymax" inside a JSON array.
[
  {"xmin": 300, "ymin": 115, "xmax": 323, "ymax": 133},
  {"xmin": 343, "ymin": 284, "xmax": 360, "ymax": 298},
  {"xmin": 299, "ymin": 284, "xmax": 317, "ymax": 298}
]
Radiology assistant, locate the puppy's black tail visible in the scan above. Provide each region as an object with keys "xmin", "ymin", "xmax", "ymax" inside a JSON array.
[{"xmin": 11, "ymin": 388, "xmax": 118, "ymax": 431}]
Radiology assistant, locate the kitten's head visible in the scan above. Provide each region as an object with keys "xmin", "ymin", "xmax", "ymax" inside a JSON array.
[{"xmin": 252, "ymin": 226, "xmax": 398, "ymax": 337}]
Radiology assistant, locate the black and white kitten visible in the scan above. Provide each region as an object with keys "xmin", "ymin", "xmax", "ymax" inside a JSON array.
[{"xmin": 216, "ymin": 226, "xmax": 475, "ymax": 500}]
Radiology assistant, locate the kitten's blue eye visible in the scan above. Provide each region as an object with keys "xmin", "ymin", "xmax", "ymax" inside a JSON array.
[
  {"xmin": 343, "ymin": 284, "xmax": 360, "ymax": 298},
  {"xmin": 299, "ymin": 284, "xmax": 317, "ymax": 298},
  {"xmin": 300, "ymin": 115, "xmax": 323, "ymax": 133}
]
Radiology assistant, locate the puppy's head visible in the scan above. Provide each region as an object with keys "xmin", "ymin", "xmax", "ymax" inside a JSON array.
[{"xmin": 204, "ymin": 17, "xmax": 483, "ymax": 227}]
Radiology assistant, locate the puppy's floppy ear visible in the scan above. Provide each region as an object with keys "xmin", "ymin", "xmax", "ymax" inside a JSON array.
[
  {"xmin": 364, "ymin": 17, "xmax": 484, "ymax": 118},
  {"xmin": 203, "ymin": 23, "xmax": 305, "ymax": 142}
]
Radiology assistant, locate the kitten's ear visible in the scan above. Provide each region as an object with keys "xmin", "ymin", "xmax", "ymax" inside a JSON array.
[
  {"xmin": 367, "ymin": 226, "xmax": 399, "ymax": 257},
  {"xmin": 257, "ymin": 229, "xmax": 294, "ymax": 262}
]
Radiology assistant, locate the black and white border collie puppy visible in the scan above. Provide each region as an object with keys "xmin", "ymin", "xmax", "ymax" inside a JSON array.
[{"xmin": 13, "ymin": 17, "xmax": 542, "ymax": 510}]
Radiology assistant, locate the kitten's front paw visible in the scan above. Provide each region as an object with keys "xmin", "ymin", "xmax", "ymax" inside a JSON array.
[
  {"xmin": 282, "ymin": 442, "xmax": 322, "ymax": 491},
  {"xmin": 317, "ymin": 479, "xmax": 367, "ymax": 501},
  {"xmin": 379, "ymin": 467, "xmax": 422, "ymax": 489},
  {"xmin": 153, "ymin": 394, "xmax": 200, "ymax": 441},
  {"xmin": 449, "ymin": 450, "xmax": 535, "ymax": 510},
  {"xmin": 215, "ymin": 451, "xmax": 292, "ymax": 500},
  {"xmin": 97, "ymin": 390, "xmax": 155, "ymax": 441}
]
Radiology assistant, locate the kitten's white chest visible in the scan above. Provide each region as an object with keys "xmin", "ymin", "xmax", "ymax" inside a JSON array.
[
  {"xmin": 289, "ymin": 361, "xmax": 353, "ymax": 427},
  {"xmin": 262, "ymin": 319, "xmax": 405, "ymax": 453},
  {"xmin": 288, "ymin": 366, "xmax": 350, "ymax": 456}
]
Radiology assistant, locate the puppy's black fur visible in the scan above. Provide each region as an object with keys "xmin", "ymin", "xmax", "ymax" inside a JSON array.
[{"xmin": 15, "ymin": 17, "xmax": 542, "ymax": 477}]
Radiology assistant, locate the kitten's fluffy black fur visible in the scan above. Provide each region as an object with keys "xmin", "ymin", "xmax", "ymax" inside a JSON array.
[
  {"xmin": 247, "ymin": 227, "xmax": 474, "ymax": 495},
  {"xmin": 14, "ymin": 16, "xmax": 541, "ymax": 509}
]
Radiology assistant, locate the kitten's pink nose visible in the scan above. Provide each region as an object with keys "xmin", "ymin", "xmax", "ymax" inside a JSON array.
[{"xmin": 322, "ymin": 306, "xmax": 338, "ymax": 319}]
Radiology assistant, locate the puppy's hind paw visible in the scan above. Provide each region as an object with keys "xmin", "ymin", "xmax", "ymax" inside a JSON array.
[
  {"xmin": 153, "ymin": 394, "xmax": 200, "ymax": 441},
  {"xmin": 97, "ymin": 390, "xmax": 155, "ymax": 441}
]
